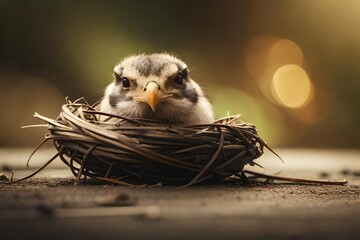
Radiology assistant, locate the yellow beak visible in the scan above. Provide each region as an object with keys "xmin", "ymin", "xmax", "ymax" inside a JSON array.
[{"xmin": 140, "ymin": 81, "xmax": 160, "ymax": 112}]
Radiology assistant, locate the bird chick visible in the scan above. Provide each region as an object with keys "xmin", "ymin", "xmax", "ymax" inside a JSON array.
[{"xmin": 100, "ymin": 53, "xmax": 214, "ymax": 125}]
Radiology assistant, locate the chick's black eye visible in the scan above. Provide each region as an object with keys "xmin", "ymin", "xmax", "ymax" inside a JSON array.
[
  {"xmin": 174, "ymin": 73, "xmax": 184, "ymax": 85},
  {"xmin": 122, "ymin": 77, "xmax": 130, "ymax": 88}
]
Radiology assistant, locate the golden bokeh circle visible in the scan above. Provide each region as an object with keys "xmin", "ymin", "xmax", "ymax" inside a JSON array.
[{"xmin": 272, "ymin": 64, "xmax": 313, "ymax": 109}]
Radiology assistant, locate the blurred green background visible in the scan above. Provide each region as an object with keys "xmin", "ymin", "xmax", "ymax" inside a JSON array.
[{"xmin": 1, "ymin": 0, "xmax": 359, "ymax": 148}]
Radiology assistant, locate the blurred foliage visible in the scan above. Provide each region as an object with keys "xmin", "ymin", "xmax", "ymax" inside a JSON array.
[{"xmin": 0, "ymin": 0, "xmax": 359, "ymax": 148}]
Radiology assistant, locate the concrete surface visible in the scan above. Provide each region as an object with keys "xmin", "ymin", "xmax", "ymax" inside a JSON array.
[{"xmin": 1, "ymin": 148, "xmax": 360, "ymax": 239}]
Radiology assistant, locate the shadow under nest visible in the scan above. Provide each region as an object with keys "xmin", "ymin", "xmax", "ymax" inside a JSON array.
[{"xmin": 20, "ymin": 98, "xmax": 281, "ymax": 187}]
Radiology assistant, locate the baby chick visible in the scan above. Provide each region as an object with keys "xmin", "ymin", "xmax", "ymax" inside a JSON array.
[{"xmin": 100, "ymin": 53, "xmax": 214, "ymax": 125}]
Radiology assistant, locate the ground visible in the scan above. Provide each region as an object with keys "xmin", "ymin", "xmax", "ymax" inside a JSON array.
[{"xmin": 1, "ymin": 148, "xmax": 360, "ymax": 239}]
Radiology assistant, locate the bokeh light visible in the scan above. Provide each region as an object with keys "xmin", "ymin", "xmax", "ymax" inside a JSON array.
[
  {"xmin": 269, "ymin": 39, "xmax": 304, "ymax": 68},
  {"xmin": 244, "ymin": 35, "xmax": 278, "ymax": 79},
  {"xmin": 271, "ymin": 64, "xmax": 313, "ymax": 109},
  {"xmin": 244, "ymin": 37, "xmax": 308, "ymax": 107}
]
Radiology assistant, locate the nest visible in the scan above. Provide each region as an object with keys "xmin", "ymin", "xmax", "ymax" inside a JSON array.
[
  {"xmin": 16, "ymin": 98, "xmax": 348, "ymax": 187},
  {"xmin": 23, "ymin": 98, "xmax": 280, "ymax": 187}
]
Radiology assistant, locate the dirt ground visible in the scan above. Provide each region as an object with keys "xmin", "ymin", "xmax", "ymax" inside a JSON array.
[{"xmin": 1, "ymin": 149, "xmax": 360, "ymax": 239}]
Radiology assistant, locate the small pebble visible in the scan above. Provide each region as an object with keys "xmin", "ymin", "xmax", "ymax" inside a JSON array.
[
  {"xmin": 35, "ymin": 204, "xmax": 54, "ymax": 217},
  {"xmin": 1, "ymin": 165, "xmax": 12, "ymax": 172},
  {"xmin": 0, "ymin": 172, "xmax": 9, "ymax": 181},
  {"xmin": 340, "ymin": 169, "xmax": 350, "ymax": 175},
  {"xmin": 96, "ymin": 192, "xmax": 136, "ymax": 206},
  {"xmin": 319, "ymin": 172, "xmax": 330, "ymax": 177}
]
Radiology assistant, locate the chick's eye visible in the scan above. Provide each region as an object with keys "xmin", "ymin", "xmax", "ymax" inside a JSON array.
[
  {"xmin": 174, "ymin": 73, "xmax": 184, "ymax": 85},
  {"xmin": 122, "ymin": 77, "xmax": 130, "ymax": 88}
]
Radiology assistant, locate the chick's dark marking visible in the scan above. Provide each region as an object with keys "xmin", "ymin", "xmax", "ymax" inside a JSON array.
[
  {"xmin": 135, "ymin": 56, "xmax": 153, "ymax": 77},
  {"xmin": 182, "ymin": 88, "xmax": 198, "ymax": 103},
  {"xmin": 109, "ymin": 93, "xmax": 133, "ymax": 107},
  {"xmin": 172, "ymin": 92, "xmax": 183, "ymax": 99},
  {"xmin": 114, "ymin": 71, "xmax": 122, "ymax": 84},
  {"xmin": 182, "ymin": 68, "xmax": 189, "ymax": 79},
  {"xmin": 154, "ymin": 62, "xmax": 168, "ymax": 76},
  {"xmin": 109, "ymin": 94, "xmax": 119, "ymax": 107}
]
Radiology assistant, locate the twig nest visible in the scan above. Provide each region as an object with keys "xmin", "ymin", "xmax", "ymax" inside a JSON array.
[{"xmin": 37, "ymin": 98, "xmax": 273, "ymax": 187}]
